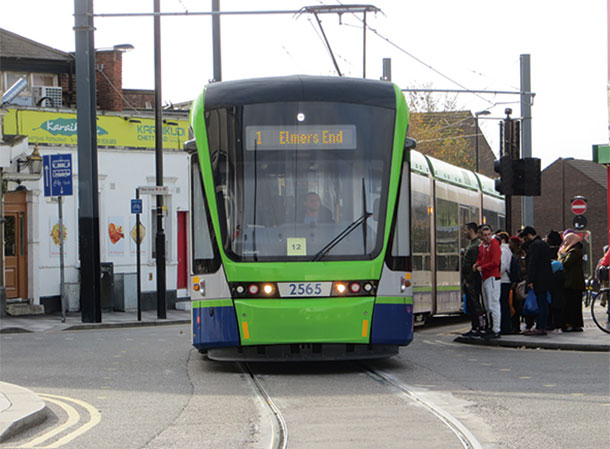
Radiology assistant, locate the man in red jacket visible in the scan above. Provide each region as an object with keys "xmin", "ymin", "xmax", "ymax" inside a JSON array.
[{"xmin": 473, "ymin": 225, "xmax": 502, "ymax": 338}]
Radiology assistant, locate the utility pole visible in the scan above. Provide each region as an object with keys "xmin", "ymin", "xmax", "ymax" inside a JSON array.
[
  {"xmin": 154, "ymin": 0, "xmax": 166, "ymax": 319},
  {"xmin": 74, "ymin": 0, "xmax": 101, "ymax": 323},
  {"xmin": 212, "ymin": 0, "xmax": 221, "ymax": 82},
  {"xmin": 520, "ymin": 54, "xmax": 533, "ymax": 226}
]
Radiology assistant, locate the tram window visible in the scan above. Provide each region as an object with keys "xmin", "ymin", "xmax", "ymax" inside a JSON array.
[
  {"xmin": 191, "ymin": 155, "xmax": 217, "ymax": 273},
  {"xmin": 221, "ymin": 100, "xmax": 394, "ymax": 261},
  {"xmin": 482, "ymin": 209, "xmax": 499, "ymax": 232},
  {"xmin": 436, "ymin": 197, "xmax": 459, "ymax": 272},
  {"xmin": 459, "ymin": 205, "xmax": 479, "ymax": 251},
  {"xmin": 411, "ymin": 189, "xmax": 431, "ymax": 271},
  {"xmin": 388, "ymin": 162, "xmax": 411, "ymax": 271}
]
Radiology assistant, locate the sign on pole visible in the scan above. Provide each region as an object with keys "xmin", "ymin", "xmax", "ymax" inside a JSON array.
[
  {"xmin": 138, "ymin": 185, "xmax": 169, "ymax": 195},
  {"xmin": 570, "ymin": 198, "xmax": 587, "ymax": 215},
  {"xmin": 131, "ymin": 199, "xmax": 143, "ymax": 215},
  {"xmin": 43, "ymin": 154, "xmax": 73, "ymax": 197}
]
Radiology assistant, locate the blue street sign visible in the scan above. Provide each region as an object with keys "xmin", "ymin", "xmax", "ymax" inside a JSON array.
[
  {"xmin": 131, "ymin": 199, "xmax": 143, "ymax": 214},
  {"xmin": 43, "ymin": 154, "xmax": 73, "ymax": 197}
]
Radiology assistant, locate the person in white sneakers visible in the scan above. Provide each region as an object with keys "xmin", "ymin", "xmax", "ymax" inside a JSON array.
[{"xmin": 474, "ymin": 225, "xmax": 502, "ymax": 338}]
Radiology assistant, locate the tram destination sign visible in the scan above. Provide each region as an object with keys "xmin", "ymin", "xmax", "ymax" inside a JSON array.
[{"xmin": 245, "ymin": 125, "xmax": 356, "ymax": 151}]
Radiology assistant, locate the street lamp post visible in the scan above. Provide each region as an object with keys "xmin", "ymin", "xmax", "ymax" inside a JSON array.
[{"xmin": 474, "ymin": 110, "xmax": 491, "ymax": 172}]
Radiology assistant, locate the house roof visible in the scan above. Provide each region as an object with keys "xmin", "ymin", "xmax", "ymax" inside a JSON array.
[
  {"xmin": 564, "ymin": 158, "xmax": 608, "ymax": 189},
  {"xmin": 0, "ymin": 28, "xmax": 72, "ymax": 61}
]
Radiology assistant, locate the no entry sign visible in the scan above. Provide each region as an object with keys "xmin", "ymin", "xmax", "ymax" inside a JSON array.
[{"xmin": 571, "ymin": 198, "xmax": 587, "ymax": 215}]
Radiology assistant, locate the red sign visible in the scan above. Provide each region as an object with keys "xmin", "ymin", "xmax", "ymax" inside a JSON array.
[{"xmin": 571, "ymin": 198, "xmax": 587, "ymax": 215}]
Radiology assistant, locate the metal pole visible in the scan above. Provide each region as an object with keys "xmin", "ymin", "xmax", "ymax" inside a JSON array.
[
  {"xmin": 154, "ymin": 0, "xmax": 167, "ymax": 319},
  {"xmin": 212, "ymin": 0, "xmax": 221, "ymax": 82},
  {"xmin": 313, "ymin": 12, "xmax": 342, "ymax": 77},
  {"xmin": 75, "ymin": 0, "xmax": 101, "ymax": 323},
  {"xmin": 475, "ymin": 115, "xmax": 479, "ymax": 173},
  {"xmin": 59, "ymin": 196, "xmax": 66, "ymax": 322},
  {"xmin": 607, "ymin": 165, "xmax": 610, "ymax": 249},
  {"xmin": 362, "ymin": 11, "xmax": 366, "ymax": 78},
  {"xmin": 520, "ymin": 54, "xmax": 534, "ymax": 226},
  {"xmin": 136, "ymin": 188, "xmax": 141, "ymax": 321}
]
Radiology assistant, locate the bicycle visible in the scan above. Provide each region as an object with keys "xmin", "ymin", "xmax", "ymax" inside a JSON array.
[
  {"xmin": 590, "ymin": 287, "xmax": 610, "ymax": 334},
  {"xmin": 583, "ymin": 278, "xmax": 597, "ymax": 307}
]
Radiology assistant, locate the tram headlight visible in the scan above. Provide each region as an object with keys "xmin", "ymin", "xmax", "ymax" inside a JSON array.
[
  {"xmin": 263, "ymin": 284, "xmax": 275, "ymax": 295},
  {"xmin": 363, "ymin": 282, "xmax": 373, "ymax": 292},
  {"xmin": 335, "ymin": 283, "xmax": 347, "ymax": 294},
  {"xmin": 235, "ymin": 285, "xmax": 245, "ymax": 294},
  {"xmin": 248, "ymin": 284, "xmax": 260, "ymax": 295}
]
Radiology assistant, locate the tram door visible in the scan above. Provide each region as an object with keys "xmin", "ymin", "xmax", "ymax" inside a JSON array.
[{"xmin": 4, "ymin": 191, "xmax": 28, "ymax": 299}]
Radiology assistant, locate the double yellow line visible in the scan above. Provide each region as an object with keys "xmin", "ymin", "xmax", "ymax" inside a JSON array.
[{"xmin": 17, "ymin": 393, "xmax": 101, "ymax": 449}]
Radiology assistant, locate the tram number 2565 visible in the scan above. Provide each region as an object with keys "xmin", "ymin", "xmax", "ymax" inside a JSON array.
[{"xmin": 289, "ymin": 283, "xmax": 322, "ymax": 296}]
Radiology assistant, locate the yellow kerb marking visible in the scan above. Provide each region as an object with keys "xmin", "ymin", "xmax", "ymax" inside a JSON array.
[
  {"xmin": 362, "ymin": 319, "xmax": 369, "ymax": 337},
  {"xmin": 242, "ymin": 321, "xmax": 250, "ymax": 339}
]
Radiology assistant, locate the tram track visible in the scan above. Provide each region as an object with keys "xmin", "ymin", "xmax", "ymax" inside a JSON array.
[
  {"xmin": 239, "ymin": 362, "xmax": 288, "ymax": 449},
  {"xmin": 239, "ymin": 359, "xmax": 482, "ymax": 449},
  {"xmin": 360, "ymin": 362, "xmax": 483, "ymax": 449}
]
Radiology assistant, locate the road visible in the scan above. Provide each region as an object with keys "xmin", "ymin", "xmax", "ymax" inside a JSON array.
[{"xmin": 1, "ymin": 321, "xmax": 608, "ymax": 448}]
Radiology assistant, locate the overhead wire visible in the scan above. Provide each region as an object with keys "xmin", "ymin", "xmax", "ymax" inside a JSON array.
[{"xmin": 325, "ymin": 0, "xmax": 495, "ymax": 106}]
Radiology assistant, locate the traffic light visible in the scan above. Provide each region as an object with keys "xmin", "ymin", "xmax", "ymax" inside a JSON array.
[
  {"xmin": 494, "ymin": 156, "xmax": 513, "ymax": 195},
  {"xmin": 495, "ymin": 158, "xmax": 540, "ymax": 196},
  {"xmin": 515, "ymin": 157, "xmax": 541, "ymax": 196}
]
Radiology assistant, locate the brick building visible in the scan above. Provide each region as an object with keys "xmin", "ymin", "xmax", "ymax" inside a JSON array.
[
  {"xmin": 0, "ymin": 27, "xmax": 155, "ymax": 112},
  {"xmin": 533, "ymin": 158, "xmax": 608, "ymax": 270}
]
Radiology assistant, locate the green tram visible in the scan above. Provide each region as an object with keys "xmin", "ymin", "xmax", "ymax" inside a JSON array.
[
  {"xmin": 187, "ymin": 76, "xmax": 414, "ymax": 360},
  {"xmin": 187, "ymin": 75, "xmax": 505, "ymax": 360}
]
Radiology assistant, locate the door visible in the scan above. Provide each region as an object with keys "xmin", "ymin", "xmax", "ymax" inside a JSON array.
[{"xmin": 4, "ymin": 191, "xmax": 28, "ymax": 299}]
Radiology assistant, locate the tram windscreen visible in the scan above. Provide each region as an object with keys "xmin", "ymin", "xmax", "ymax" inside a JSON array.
[{"xmin": 205, "ymin": 101, "xmax": 395, "ymax": 261}]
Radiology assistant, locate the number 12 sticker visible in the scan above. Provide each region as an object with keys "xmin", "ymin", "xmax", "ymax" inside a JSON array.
[{"xmin": 287, "ymin": 238, "xmax": 306, "ymax": 256}]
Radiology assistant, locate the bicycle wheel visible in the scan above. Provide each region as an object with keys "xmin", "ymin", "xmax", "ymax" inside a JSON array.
[{"xmin": 591, "ymin": 289, "xmax": 610, "ymax": 334}]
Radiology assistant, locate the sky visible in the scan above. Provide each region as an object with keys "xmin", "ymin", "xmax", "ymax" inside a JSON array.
[{"xmin": 1, "ymin": 0, "xmax": 608, "ymax": 168}]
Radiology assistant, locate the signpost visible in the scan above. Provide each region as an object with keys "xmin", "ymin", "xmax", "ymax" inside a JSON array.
[
  {"xmin": 43, "ymin": 154, "xmax": 73, "ymax": 322},
  {"xmin": 132, "ymin": 191, "xmax": 143, "ymax": 321},
  {"xmin": 570, "ymin": 197, "xmax": 587, "ymax": 215},
  {"xmin": 136, "ymin": 186, "xmax": 172, "ymax": 319},
  {"xmin": 593, "ymin": 144, "xmax": 610, "ymax": 248}
]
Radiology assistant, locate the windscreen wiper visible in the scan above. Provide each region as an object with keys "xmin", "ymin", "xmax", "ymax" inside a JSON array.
[{"xmin": 311, "ymin": 212, "xmax": 372, "ymax": 262}]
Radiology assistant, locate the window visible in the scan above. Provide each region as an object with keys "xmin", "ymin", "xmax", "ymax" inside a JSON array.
[
  {"xmin": 388, "ymin": 162, "xmax": 411, "ymax": 271},
  {"xmin": 32, "ymin": 73, "xmax": 57, "ymax": 87},
  {"xmin": 191, "ymin": 155, "xmax": 219, "ymax": 273},
  {"xmin": 205, "ymin": 101, "xmax": 395, "ymax": 262},
  {"xmin": 436, "ymin": 197, "xmax": 459, "ymax": 272},
  {"xmin": 411, "ymin": 179, "xmax": 431, "ymax": 271}
]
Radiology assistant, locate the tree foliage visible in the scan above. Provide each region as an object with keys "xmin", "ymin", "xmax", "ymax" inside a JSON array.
[{"xmin": 405, "ymin": 84, "xmax": 475, "ymax": 171}]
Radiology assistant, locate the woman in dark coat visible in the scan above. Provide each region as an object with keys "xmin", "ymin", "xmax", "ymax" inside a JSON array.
[{"xmin": 558, "ymin": 233, "xmax": 585, "ymax": 331}]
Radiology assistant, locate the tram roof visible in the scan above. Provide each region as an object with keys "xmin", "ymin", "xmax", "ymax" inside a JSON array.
[
  {"xmin": 203, "ymin": 75, "xmax": 397, "ymax": 110},
  {"xmin": 476, "ymin": 173, "xmax": 504, "ymax": 199},
  {"xmin": 424, "ymin": 154, "xmax": 480, "ymax": 191},
  {"xmin": 410, "ymin": 150, "xmax": 431, "ymax": 175}
]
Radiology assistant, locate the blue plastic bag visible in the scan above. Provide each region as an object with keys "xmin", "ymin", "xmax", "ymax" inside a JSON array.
[{"xmin": 522, "ymin": 290, "xmax": 539, "ymax": 316}]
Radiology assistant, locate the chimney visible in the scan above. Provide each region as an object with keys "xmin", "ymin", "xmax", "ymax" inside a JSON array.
[{"xmin": 95, "ymin": 49, "xmax": 124, "ymax": 112}]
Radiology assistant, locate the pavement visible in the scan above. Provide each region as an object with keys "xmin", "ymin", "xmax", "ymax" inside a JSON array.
[
  {"xmin": 0, "ymin": 307, "xmax": 608, "ymax": 443},
  {"xmin": 0, "ymin": 308, "xmax": 191, "ymax": 443}
]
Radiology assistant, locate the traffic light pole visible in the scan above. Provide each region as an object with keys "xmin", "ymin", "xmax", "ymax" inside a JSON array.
[{"xmin": 520, "ymin": 54, "xmax": 534, "ymax": 226}]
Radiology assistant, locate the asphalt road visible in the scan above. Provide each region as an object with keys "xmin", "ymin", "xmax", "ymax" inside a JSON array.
[{"xmin": 1, "ymin": 321, "xmax": 608, "ymax": 449}]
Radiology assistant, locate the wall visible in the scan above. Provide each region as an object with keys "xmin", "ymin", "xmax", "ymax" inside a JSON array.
[{"xmin": 20, "ymin": 145, "xmax": 189, "ymax": 307}]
